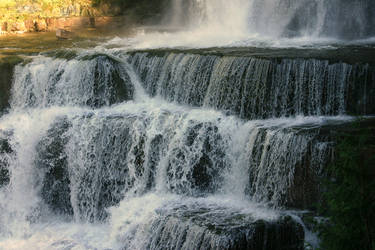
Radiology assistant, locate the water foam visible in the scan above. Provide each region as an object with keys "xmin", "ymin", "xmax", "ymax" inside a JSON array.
[
  {"xmin": 109, "ymin": 0, "xmax": 375, "ymax": 49},
  {"xmin": 0, "ymin": 46, "xmax": 362, "ymax": 249}
]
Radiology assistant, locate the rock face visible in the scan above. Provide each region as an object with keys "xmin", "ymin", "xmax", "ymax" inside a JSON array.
[
  {"xmin": 0, "ymin": 16, "xmax": 127, "ymax": 34},
  {"xmin": 0, "ymin": 135, "xmax": 12, "ymax": 188},
  {"xmin": 124, "ymin": 205, "xmax": 305, "ymax": 250},
  {"xmin": 33, "ymin": 113, "xmax": 370, "ymax": 223},
  {"xmin": 0, "ymin": 56, "xmax": 23, "ymax": 114},
  {"xmin": 56, "ymin": 28, "xmax": 74, "ymax": 39},
  {"xmin": 36, "ymin": 117, "xmax": 73, "ymax": 216},
  {"xmin": 34, "ymin": 113, "xmax": 228, "ymax": 221},
  {"xmin": 11, "ymin": 55, "xmax": 134, "ymax": 109},
  {"xmin": 286, "ymin": 118, "xmax": 375, "ymax": 210},
  {"xmin": 129, "ymin": 52, "xmax": 375, "ymax": 119},
  {"xmin": 1, "ymin": 45, "xmax": 373, "ymax": 248}
]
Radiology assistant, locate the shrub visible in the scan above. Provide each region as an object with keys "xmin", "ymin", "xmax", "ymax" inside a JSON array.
[{"xmin": 318, "ymin": 120, "xmax": 375, "ymax": 250}]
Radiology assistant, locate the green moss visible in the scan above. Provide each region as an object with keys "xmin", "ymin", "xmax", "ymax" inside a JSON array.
[
  {"xmin": 317, "ymin": 119, "xmax": 375, "ymax": 250},
  {"xmin": 0, "ymin": 55, "xmax": 23, "ymax": 65}
]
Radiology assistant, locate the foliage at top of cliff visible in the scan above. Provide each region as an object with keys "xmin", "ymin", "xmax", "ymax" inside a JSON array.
[
  {"xmin": 0, "ymin": 0, "xmax": 97, "ymax": 23},
  {"xmin": 0, "ymin": 0, "xmax": 168, "ymax": 24},
  {"xmin": 0, "ymin": 0, "xmax": 169, "ymax": 27}
]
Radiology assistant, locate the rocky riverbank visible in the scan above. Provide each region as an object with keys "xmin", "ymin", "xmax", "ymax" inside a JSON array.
[
  {"xmin": 0, "ymin": 0, "xmax": 169, "ymax": 35},
  {"xmin": 1, "ymin": 16, "xmax": 129, "ymax": 34}
]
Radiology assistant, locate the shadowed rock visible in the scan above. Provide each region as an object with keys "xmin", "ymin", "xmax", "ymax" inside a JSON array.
[
  {"xmin": 11, "ymin": 55, "xmax": 134, "ymax": 109},
  {"xmin": 36, "ymin": 116, "xmax": 73, "ymax": 216},
  {"xmin": 130, "ymin": 51, "xmax": 375, "ymax": 119},
  {"xmin": 142, "ymin": 205, "xmax": 304, "ymax": 250},
  {"xmin": 0, "ymin": 56, "xmax": 23, "ymax": 114},
  {"xmin": 0, "ymin": 136, "xmax": 12, "ymax": 188}
]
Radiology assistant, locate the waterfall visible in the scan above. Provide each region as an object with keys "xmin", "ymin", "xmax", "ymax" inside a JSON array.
[
  {"xmin": 0, "ymin": 1, "xmax": 374, "ymax": 248},
  {"xmin": 124, "ymin": 0, "xmax": 375, "ymax": 49},
  {"xmin": 168, "ymin": 0, "xmax": 375, "ymax": 40},
  {"xmin": 0, "ymin": 40, "xmax": 373, "ymax": 248},
  {"xmin": 129, "ymin": 52, "xmax": 375, "ymax": 119},
  {"xmin": 11, "ymin": 55, "xmax": 134, "ymax": 109}
]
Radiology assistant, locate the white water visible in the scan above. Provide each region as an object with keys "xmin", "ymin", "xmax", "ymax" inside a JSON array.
[
  {"xmin": 109, "ymin": 0, "xmax": 375, "ymax": 49},
  {"xmin": 0, "ymin": 51, "xmax": 356, "ymax": 249},
  {"xmin": 1, "ymin": 1, "xmax": 373, "ymax": 248}
]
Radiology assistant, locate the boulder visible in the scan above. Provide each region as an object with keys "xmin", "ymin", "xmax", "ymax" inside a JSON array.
[
  {"xmin": 56, "ymin": 28, "xmax": 74, "ymax": 39},
  {"xmin": 140, "ymin": 205, "xmax": 304, "ymax": 250}
]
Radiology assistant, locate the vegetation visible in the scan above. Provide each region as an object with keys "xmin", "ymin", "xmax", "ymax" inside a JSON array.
[
  {"xmin": 0, "ymin": 0, "xmax": 94, "ymax": 22},
  {"xmin": 91, "ymin": 0, "xmax": 169, "ymax": 20},
  {"xmin": 0, "ymin": 0, "xmax": 168, "ymax": 31},
  {"xmin": 318, "ymin": 120, "xmax": 375, "ymax": 250}
]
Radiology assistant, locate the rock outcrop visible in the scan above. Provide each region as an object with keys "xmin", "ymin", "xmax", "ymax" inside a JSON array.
[
  {"xmin": 0, "ymin": 56, "xmax": 23, "ymax": 114},
  {"xmin": 126, "ymin": 205, "xmax": 305, "ymax": 250}
]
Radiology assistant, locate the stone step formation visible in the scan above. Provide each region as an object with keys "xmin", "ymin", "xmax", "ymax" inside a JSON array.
[
  {"xmin": 0, "ymin": 47, "xmax": 374, "ymax": 249},
  {"xmin": 0, "ymin": 0, "xmax": 374, "ymax": 248}
]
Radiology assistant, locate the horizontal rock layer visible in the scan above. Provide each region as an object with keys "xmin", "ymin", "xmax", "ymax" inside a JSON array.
[
  {"xmin": 11, "ymin": 54, "xmax": 134, "ymax": 109},
  {"xmin": 129, "ymin": 51, "xmax": 375, "ymax": 119},
  {"xmin": 130, "ymin": 205, "xmax": 304, "ymax": 250}
]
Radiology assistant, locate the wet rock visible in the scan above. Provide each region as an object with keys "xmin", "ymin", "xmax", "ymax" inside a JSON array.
[
  {"xmin": 38, "ymin": 115, "xmax": 146, "ymax": 222},
  {"xmin": 12, "ymin": 54, "xmax": 134, "ymax": 109},
  {"xmin": 0, "ymin": 137, "xmax": 12, "ymax": 188},
  {"xmin": 145, "ymin": 134, "xmax": 163, "ymax": 190},
  {"xmin": 286, "ymin": 140, "xmax": 332, "ymax": 210},
  {"xmin": 244, "ymin": 127, "xmax": 319, "ymax": 208},
  {"xmin": 36, "ymin": 117, "xmax": 73, "ymax": 216},
  {"xmin": 34, "ymin": 115, "xmax": 141, "ymax": 221},
  {"xmin": 0, "ymin": 165, "xmax": 8, "ymax": 188},
  {"xmin": 85, "ymin": 55, "xmax": 134, "ymax": 108},
  {"xmin": 166, "ymin": 122, "xmax": 225, "ymax": 195},
  {"xmin": 130, "ymin": 52, "xmax": 375, "ymax": 119},
  {"xmin": 56, "ymin": 28, "xmax": 74, "ymax": 39},
  {"xmin": 144, "ymin": 206, "xmax": 304, "ymax": 250},
  {"xmin": 285, "ymin": 118, "xmax": 375, "ymax": 210},
  {"xmin": 0, "ymin": 56, "xmax": 23, "ymax": 114},
  {"xmin": 241, "ymin": 118, "xmax": 375, "ymax": 210},
  {"xmin": 93, "ymin": 117, "xmax": 136, "ymax": 221}
]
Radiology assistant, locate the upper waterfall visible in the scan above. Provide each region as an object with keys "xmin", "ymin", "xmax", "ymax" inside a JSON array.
[
  {"xmin": 123, "ymin": 0, "xmax": 375, "ymax": 48},
  {"xmin": 168, "ymin": 0, "xmax": 375, "ymax": 40}
]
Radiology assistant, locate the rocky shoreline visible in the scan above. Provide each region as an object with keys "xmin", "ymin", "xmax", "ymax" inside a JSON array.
[{"xmin": 0, "ymin": 15, "xmax": 127, "ymax": 35}]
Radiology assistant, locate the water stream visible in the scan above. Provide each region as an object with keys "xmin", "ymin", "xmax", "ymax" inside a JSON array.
[{"xmin": 0, "ymin": 0, "xmax": 374, "ymax": 249}]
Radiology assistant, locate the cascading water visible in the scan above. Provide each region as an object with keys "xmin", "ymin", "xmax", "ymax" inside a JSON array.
[
  {"xmin": 0, "ymin": 0, "xmax": 374, "ymax": 249},
  {"xmin": 123, "ymin": 0, "xmax": 375, "ymax": 48},
  {"xmin": 1, "ymin": 46, "xmax": 369, "ymax": 249},
  {"xmin": 129, "ymin": 52, "xmax": 374, "ymax": 118}
]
